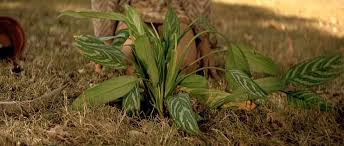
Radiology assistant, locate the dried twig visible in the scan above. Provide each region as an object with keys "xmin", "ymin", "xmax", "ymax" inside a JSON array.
[{"xmin": 0, "ymin": 84, "xmax": 68, "ymax": 115}]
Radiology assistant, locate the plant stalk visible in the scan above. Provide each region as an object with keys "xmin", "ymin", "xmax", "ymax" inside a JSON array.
[{"xmin": 182, "ymin": 48, "xmax": 227, "ymax": 71}]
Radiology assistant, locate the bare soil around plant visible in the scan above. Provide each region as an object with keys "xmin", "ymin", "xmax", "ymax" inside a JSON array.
[{"xmin": 0, "ymin": 0, "xmax": 344, "ymax": 145}]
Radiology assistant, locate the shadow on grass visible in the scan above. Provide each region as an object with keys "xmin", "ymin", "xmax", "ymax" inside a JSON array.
[
  {"xmin": 1, "ymin": 0, "xmax": 343, "ymax": 68},
  {"xmin": 213, "ymin": 2, "xmax": 344, "ymax": 68},
  {"xmin": 213, "ymin": 1, "xmax": 344, "ymax": 113}
]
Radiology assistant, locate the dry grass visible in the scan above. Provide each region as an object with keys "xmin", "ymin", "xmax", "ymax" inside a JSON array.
[{"xmin": 0, "ymin": 0, "xmax": 344, "ymax": 145}]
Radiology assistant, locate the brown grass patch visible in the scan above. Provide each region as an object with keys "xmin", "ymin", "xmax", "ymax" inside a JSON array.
[{"xmin": 1, "ymin": 0, "xmax": 343, "ymax": 145}]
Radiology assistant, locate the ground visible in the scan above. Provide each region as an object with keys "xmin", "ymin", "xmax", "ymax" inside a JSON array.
[{"xmin": 0, "ymin": 0, "xmax": 344, "ymax": 145}]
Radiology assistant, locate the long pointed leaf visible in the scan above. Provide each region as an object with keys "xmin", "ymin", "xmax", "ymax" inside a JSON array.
[
  {"xmin": 229, "ymin": 70, "xmax": 267, "ymax": 98},
  {"xmin": 73, "ymin": 76, "xmax": 137, "ymax": 110},
  {"xmin": 179, "ymin": 74, "xmax": 208, "ymax": 89},
  {"xmin": 215, "ymin": 77, "xmax": 284, "ymax": 108},
  {"xmin": 122, "ymin": 84, "xmax": 142, "ymax": 115},
  {"xmin": 185, "ymin": 77, "xmax": 284, "ymax": 108},
  {"xmin": 124, "ymin": 5, "xmax": 145, "ymax": 38},
  {"xmin": 184, "ymin": 88, "xmax": 234, "ymax": 108},
  {"xmin": 167, "ymin": 93, "xmax": 200, "ymax": 135},
  {"xmin": 163, "ymin": 7, "xmax": 180, "ymax": 52},
  {"xmin": 165, "ymin": 49, "xmax": 179, "ymax": 96},
  {"xmin": 287, "ymin": 90, "xmax": 332, "ymax": 112},
  {"xmin": 74, "ymin": 35, "xmax": 126, "ymax": 69},
  {"xmin": 239, "ymin": 44, "xmax": 279, "ymax": 75},
  {"xmin": 283, "ymin": 55, "xmax": 344, "ymax": 86},
  {"xmin": 134, "ymin": 36, "xmax": 159, "ymax": 86},
  {"xmin": 226, "ymin": 44, "xmax": 251, "ymax": 90},
  {"xmin": 232, "ymin": 77, "xmax": 284, "ymax": 95}
]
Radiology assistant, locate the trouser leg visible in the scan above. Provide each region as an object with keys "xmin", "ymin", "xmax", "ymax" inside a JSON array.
[{"xmin": 91, "ymin": 0, "xmax": 120, "ymax": 73}]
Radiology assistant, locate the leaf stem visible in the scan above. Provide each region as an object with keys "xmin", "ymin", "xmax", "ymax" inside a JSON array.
[
  {"xmin": 180, "ymin": 67, "xmax": 226, "ymax": 83},
  {"xmin": 182, "ymin": 48, "xmax": 227, "ymax": 70}
]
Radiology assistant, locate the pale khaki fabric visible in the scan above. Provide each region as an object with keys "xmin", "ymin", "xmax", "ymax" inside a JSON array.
[
  {"xmin": 91, "ymin": 0, "xmax": 219, "ymax": 77},
  {"xmin": 91, "ymin": 0, "xmax": 213, "ymax": 38}
]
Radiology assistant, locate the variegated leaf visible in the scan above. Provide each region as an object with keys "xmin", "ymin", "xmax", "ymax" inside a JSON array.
[
  {"xmin": 283, "ymin": 55, "xmax": 344, "ymax": 86},
  {"xmin": 98, "ymin": 29, "xmax": 130, "ymax": 49},
  {"xmin": 111, "ymin": 29, "xmax": 130, "ymax": 48},
  {"xmin": 167, "ymin": 93, "xmax": 200, "ymax": 135},
  {"xmin": 74, "ymin": 35, "xmax": 126, "ymax": 69},
  {"xmin": 231, "ymin": 77, "xmax": 284, "ymax": 95},
  {"xmin": 226, "ymin": 44, "xmax": 251, "ymax": 90},
  {"xmin": 122, "ymin": 84, "xmax": 142, "ymax": 115},
  {"xmin": 163, "ymin": 7, "xmax": 180, "ymax": 51},
  {"xmin": 229, "ymin": 70, "xmax": 267, "ymax": 98},
  {"xmin": 124, "ymin": 5, "xmax": 145, "ymax": 38},
  {"xmin": 287, "ymin": 90, "xmax": 332, "ymax": 112},
  {"xmin": 209, "ymin": 77, "xmax": 284, "ymax": 108}
]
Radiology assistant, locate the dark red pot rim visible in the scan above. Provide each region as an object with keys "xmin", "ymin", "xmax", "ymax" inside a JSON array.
[{"xmin": 0, "ymin": 16, "xmax": 26, "ymax": 57}]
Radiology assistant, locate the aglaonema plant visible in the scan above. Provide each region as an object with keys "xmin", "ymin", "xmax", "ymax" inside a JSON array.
[
  {"xmin": 178, "ymin": 16, "xmax": 344, "ymax": 111},
  {"xmin": 61, "ymin": 5, "xmax": 344, "ymax": 135},
  {"xmin": 206, "ymin": 44, "xmax": 344, "ymax": 112},
  {"xmin": 61, "ymin": 5, "xmax": 218, "ymax": 134}
]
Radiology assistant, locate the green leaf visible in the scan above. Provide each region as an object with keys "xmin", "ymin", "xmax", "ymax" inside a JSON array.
[
  {"xmin": 208, "ymin": 77, "xmax": 284, "ymax": 108},
  {"xmin": 134, "ymin": 36, "xmax": 159, "ymax": 86},
  {"xmin": 187, "ymin": 77, "xmax": 283, "ymax": 109},
  {"xmin": 167, "ymin": 93, "xmax": 200, "ymax": 135},
  {"xmin": 287, "ymin": 90, "xmax": 332, "ymax": 112},
  {"xmin": 283, "ymin": 55, "xmax": 344, "ymax": 86},
  {"xmin": 163, "ymin": 7, "xmax": 180, "ymax": 51},
  {"xmin": 165, "ymin": 49, "xmax": 179, "ymax": 97},
  {"xmin": 186, "ymin": 77, "xmax": 283, "ymax": 108},
  {"xmin": 233, "ymin": 77, "xmax": 285, "ymax": 95},
  {"xmin": 239, "ymin": 44, "xmax": 279, "ymax": 75},
  {"xmin": 185, "ymin": 88, "xmax": 234, "ymax": 108},
  {"xmin": 179, "ymin": 74, "xmax": 208, "ymax": 89},
  {"xmin": 213, "ymin": 92, "xmax": 249, "ymax": 109},
  {"xmin": 72, "ymin": 76, "xmax": 137, "ymax": 110},
  {"xmin": 124, "ymin": 5, "xmax": 145, "ymax": 38},
  {"xmin": 226, "ymin": 44, "xmax": 251, "ymax": 90},
  {"xmin": 254, "ymin": 77, "xmax": 284, "ymax": 93},
  {"xmin": 74, "ymin": 35, "xmax": 126, "ymax": 69},
  {"xmin": 122, "ymin": 84, "xmax": 142, "ymax": 115},
  {"xmin": 229, "ymin": 70, "xmax": 267, "ymax": 98},
  {"xmin": 60, "ymin": 10, "xmax": 125, "ymax": 21},
  {"xmin": 111, "ymin": 29, "xmax": 130, "ymax": 47}
]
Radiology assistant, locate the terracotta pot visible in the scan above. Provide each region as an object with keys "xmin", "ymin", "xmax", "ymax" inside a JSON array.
[{"xmin": 0, "ymin": 16, "xmax": 26, "ymax": 60}]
